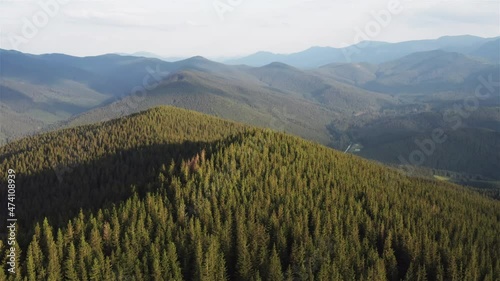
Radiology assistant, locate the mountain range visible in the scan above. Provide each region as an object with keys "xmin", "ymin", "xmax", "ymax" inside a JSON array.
[
  {"xmin": 1, "ymin": 35, "xmax": 499, "ymax": 188},
  {"xmin": 226, "ymin": 35, "xmax": 500, "ymax": 68}
]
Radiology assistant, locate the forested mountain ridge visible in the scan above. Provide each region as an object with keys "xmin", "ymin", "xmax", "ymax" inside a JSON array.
[{"xmin": 0, "ymin": 106, "xmax": 499, "ymax": 280}]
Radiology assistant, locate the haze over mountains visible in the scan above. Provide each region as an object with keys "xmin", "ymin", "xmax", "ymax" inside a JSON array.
[
  {"xmin": 1, "ymin": 35, "xmax": 499, "ymax": 189},
  {"xmin": 225, "ymin": 35, "xmax": 500, "ymax": 68}
]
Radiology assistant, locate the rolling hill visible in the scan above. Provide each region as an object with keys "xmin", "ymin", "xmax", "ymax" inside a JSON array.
[{"xmin": 0, "ymin": 106, "xmax": 499, "ymax": 280}]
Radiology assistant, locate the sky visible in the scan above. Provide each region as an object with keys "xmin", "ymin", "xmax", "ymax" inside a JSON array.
[{"xmin": 0, "ymin": 0, "xmax": 499, "ymax": 59}]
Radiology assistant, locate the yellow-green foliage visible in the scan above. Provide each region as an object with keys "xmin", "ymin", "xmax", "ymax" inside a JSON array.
[{"xmin": 1, "ymin": 106, "xmax": 499, "ymax": 280}]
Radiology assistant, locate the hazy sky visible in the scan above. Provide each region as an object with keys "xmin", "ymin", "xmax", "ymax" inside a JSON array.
[{"xmin": 0, "ymin": 0, "xmax": 499, "ymax": 58}]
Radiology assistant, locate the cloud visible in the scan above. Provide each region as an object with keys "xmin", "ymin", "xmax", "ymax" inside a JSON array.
[
  {"xmin": 407, "ymin": 2, "xmax": 499, "ymax": 26},
  {"xmin": 62, "ymin": 7, "xmax": 205, "ymax": 31},
  {"xmin": 0, "ymin": 0, "xmax": 498, "ymax": 57},
  {"xmin": 64, "ymin": 10, "xmax": 144, "ymax": 25}
]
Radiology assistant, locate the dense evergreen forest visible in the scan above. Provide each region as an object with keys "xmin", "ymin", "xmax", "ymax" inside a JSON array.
[{"xmin": 0, "ymin": 106, "xmax": 499, "ymax": 280}]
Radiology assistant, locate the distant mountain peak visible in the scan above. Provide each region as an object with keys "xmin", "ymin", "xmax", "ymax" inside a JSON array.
[
  {"xmin": 186, "ymin": 55, "xmax": 210, "ymax": 61},
  {"xmin": 175, "ymin": 56, "xmax": 218, "ymax": 67},
  {"xmin": 437, "ymin": 34, "xmax": 480, "ymax": 40},
  {"xmin": 303, "ymin": 46, "xmax": 335, "ymax": 51},
  {"xmin": 255, "ymin": 51, "xmax": 276, "ymax": 55},
  {"xmin": 262, "ymin": 61, "xmax": 295, "ymax": 69}
]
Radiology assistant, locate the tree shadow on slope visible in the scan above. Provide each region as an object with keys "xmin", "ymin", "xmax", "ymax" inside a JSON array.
[{"xmin": 0, "ymin": 135, "xmax": 241, "ymax": 245}]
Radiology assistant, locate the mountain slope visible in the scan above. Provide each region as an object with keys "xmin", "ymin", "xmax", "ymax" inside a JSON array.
[
  {"xmin": 65, "ymin": 63, "xmax": 398, "ymax": 147},
  {"xmin": 1, "ymin": 106, "xmax": 499, "ymax": 280},
  {"xmin": 317, "ymin": 50, "xmax": 498, "ymax": 95},
  {"xmin": 314, "ymin": 62, "xmax": 378, "ymax": 86},
  {"xmin": 365, "ymin": 50, "xmax": 493, "ymax": 94},
  {"xmin": 470, "ymin": 38, "xmax": 500, "ymax": 64},
  {"xmin": 65, "ymin": 69, "xmax": 338, "ymax": 145}
]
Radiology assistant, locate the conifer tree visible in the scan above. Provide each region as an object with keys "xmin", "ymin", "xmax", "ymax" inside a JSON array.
[
  {"xmin": 267, "ymin": 246, "xmax": 284, "ymax": 281},
  {"xmin": 64, "ymin": 243, "xmax": 78, "ymax": 281}
]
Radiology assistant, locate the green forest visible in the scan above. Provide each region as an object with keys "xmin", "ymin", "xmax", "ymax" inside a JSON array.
[{"xmin": 0, "ymin": 106, "xmax": 499, "ymax": 280}]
